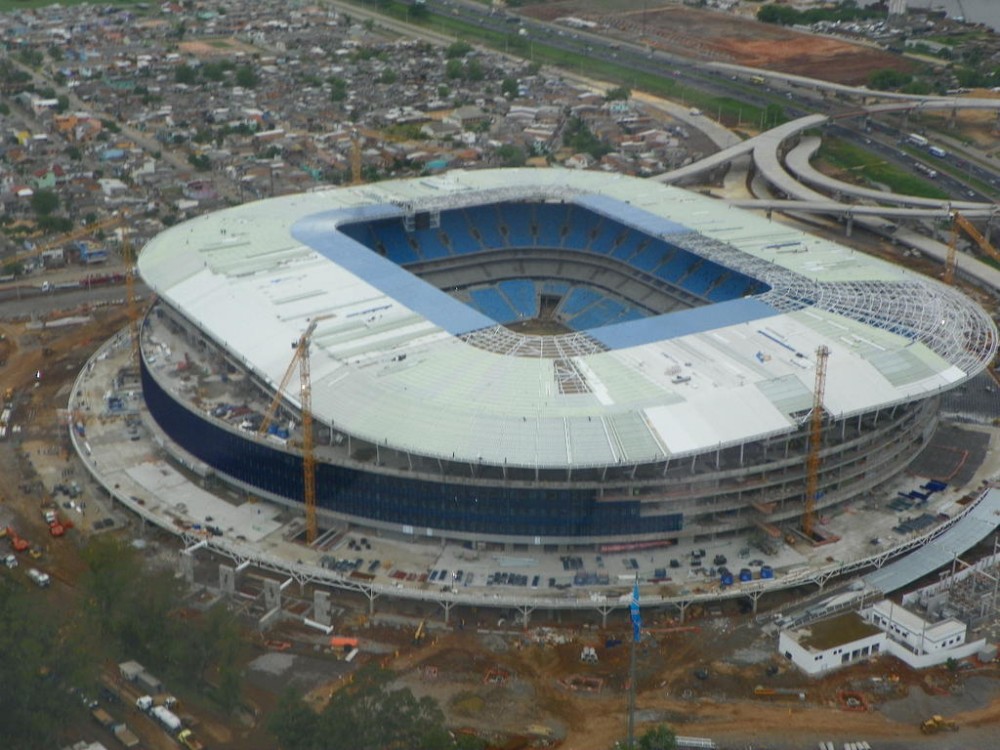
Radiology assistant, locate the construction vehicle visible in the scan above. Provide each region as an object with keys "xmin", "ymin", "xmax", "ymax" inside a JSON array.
[
  {"xmin": 150, "ymin": 704, "xmax": 183, "ymax": 733},
  {"xmin": 920, "ymin": 715, "xmax": 959, "ymax": 734},
  {"xmin": 42, "ymin": 508, "xmax": 67, "ymax": 537},
  {"xmin": 91, "ymin": 707, "xmax": 116, "ymax": 729},
  {"xmin": 26, "ymin": 568, "xmax": 51, "ymax": 587},
  {"xmin": 6, "ymin": 526, "xmax": 29, "ymax": 552},
  {"xmin": 329, "ymin": 635, "xmax": 359, "ymax": 651},
  {"xmin": 413, "ymin": 619, "xmax": 426, "ymax": 646},
  {"xmin": 112, "ymin": 723, "xmax": 141, "ymax": 748},
  {"xmin": 178, "ymin": 728, "xmax": 207, "ymax": 750}
]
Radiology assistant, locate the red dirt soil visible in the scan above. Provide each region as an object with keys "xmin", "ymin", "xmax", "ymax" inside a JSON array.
[{"xmin": 520, "ymin": 1, "xmax": 913, "ymax": 85}]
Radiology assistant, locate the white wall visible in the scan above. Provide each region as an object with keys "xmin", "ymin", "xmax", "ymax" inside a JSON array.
[{"xmin": 779, "ymin": 629, "xmax": 887, "ymax": 676}]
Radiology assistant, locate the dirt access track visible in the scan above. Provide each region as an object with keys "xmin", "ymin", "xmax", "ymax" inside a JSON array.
[{"xmin": 521, "ymin": 0, "xmax": 913, "ymax": 85}]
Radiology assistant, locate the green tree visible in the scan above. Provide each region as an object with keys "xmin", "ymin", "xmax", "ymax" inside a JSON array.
[
  {"xmin": 329, "ymin": 76, "xmax": 348, "ymax": 101},
  {"xmin": 379, "ymin": 69, "xmax": 398, "ymax": 85},
  {"xmin": 446, "ymin": 41, "xmax": 473, "ymax": 59},
  {"xmin": 269, "ymin": 666, "xmax": 472, "ymax": 750},
  {"xmin": 501, "ymin": 77, "xmax": 518, "ymax": 98},
  {"xmin": 605, "ymin": 85, "xmax": 631, "ymax": 102},
  {"xmin": 446, "ymin": 59, "xmax": 463, "ymax": 80},
  {"xmin": 465, "ymin": 59, "xmax": 484, "ymax": 82},
  {"xmin": 235, "ymin": 65, "xmax": 258, "ymax": 88},
  {"xmin": 869, "ymin": 68, "xmax": 912, "ymax": 90},
  {"xmin": 175, "ymin": 63, "xmax": 198, "ymax": 85},
  {"xmin": 30, "ymin": 189, "xmax": 60, "ymax": 217},
  {"xmin": 638, "ymin": 724, "xmax": 677, "ymax": 750},
  {"xmin": 563, "ymin": 117, "xmax": 610, "ymax": 159},
  {"xmin": 268, "ymin": 689, "xmax": 321, "ymax": 749},
  {"xmin": 0, "ymin": 579, "xmax": 99, "ymax": 748},
  {"xmin": 495, "ymin": 143, "xmax": 526, "ymax": 167}
]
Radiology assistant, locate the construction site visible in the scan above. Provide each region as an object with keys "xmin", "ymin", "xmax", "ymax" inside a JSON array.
[
  {"xmin": 0, "ymin": 196, "xmax": 993, "ymax": 750},
  {"xmin": 1, "ymin": 43, "xmax": 1000, "ymax": 750}
]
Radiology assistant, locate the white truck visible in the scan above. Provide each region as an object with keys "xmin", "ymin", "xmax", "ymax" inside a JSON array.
[
  {"xmin": 151, "ymin": 704, "xmax": 183, "ymax": 734},
  {"xmin": 26, "ymin": 568, "xmax": 50, "ymax": 587}
]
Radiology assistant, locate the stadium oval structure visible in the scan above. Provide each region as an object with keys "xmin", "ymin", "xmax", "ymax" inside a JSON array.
[{"xmin": 137, "ymin": 169, "xmax": 996, "ymax": 547}]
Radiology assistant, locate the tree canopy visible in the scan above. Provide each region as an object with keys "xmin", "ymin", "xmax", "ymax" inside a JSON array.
[
  {"xmin": 268, "ymin": 666, "xmax": 484, "ymax": 750},
  {"xmin": 0, "ymin": 578, "xmax": 98, "ymax": 748}
]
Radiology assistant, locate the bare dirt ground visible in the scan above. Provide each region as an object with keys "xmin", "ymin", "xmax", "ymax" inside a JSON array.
[
  {"xmin": 520, "ymin": 0, "xmax": 913, "ymax": 84},
  {"xmin": 293, "ymin": 607, "xmax": 1000, "ymax": 750}
]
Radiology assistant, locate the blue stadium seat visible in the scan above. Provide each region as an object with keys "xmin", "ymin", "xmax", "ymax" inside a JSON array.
[
  {"xmin": 542, "ymin": 281, "xmax": 570, "ymax": 295},
  {"xmin": 497, "ymin": 203, "xmax": 534, "ymax": 247},
  {"xmin": 679, "ymin": 264, "xmax": 721, "ymax": 296},
  {"xmin": 656, "ymin": 248, "xmax": 697, "ymax": 283},
  {"xmin": 611, "ymin": 232, "xmax": 646, "ymax": 262},
  {"xmin": 374, "ymin": 221, "xmax": 421, "ymax": 265},
  {"xmin": 534, "ymin": 204, "xmax": 568, "ymax": 248},
  {"xmin": 498, "ymin": 280, "xmax": 538, "ymax": 318},
  {"xmin": 412, "ymin": 229, "xmax": 451, "ymax": 260},
  {"xmin": 706, "ymin": 274, "xmax": 751, "ymax": 302},
  {"xmin": 588, "ymin": 219, "xmax": 626, "ymax": 255},
  {"xmin": 439, "ymin": 211, "xmax": 480, "ymax": 255},
  {"xmin": 570, "ymin": 298, "xmax": 626, "ymax": 331},
  {"xmin": 464, "ymin": 206, "xmax": 505, "ymax": 249},
  {"xmin": 563, "ymin": 207, "xmax": 601, "ymax": 250},
  {"xmin": 468, "ymin": 286, "xmax": 518, "ymax": 323},
  {"xmin": 629, "ymin": 242, "xmax": 668, "ymax": 272},
  {"xmin": 560, "ymin": 287, "xmax": 602, "ymax": 317}
]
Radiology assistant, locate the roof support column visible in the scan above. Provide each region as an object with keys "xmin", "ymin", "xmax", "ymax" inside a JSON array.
[
  {"xmin": 597, "ymin": 604, "xmax": 615, "ymax": 629},
  {"xmin": 438, "ymin": 599, "xmax": 453, "ymax": 624}
]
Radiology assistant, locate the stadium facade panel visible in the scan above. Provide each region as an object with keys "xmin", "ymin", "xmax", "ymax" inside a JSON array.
[{"xmin": 137, "ymin": 170, "xmax": 996, "ymax": 545}]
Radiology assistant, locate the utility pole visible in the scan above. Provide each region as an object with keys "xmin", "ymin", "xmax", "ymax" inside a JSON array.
[{"xmin": 627, "ymin": 576, "xmax": 640, "ymax": 748}]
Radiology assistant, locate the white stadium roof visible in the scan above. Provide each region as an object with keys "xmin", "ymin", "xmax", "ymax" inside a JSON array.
[{"xmin": 137, "ymin": 169, "xmax": 996, "ymax": 470}]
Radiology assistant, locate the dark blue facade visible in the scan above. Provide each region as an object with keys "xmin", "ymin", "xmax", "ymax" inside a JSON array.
[{"xmin": 142, "ymin": 361, "xmax": 683, "ymax": 540}]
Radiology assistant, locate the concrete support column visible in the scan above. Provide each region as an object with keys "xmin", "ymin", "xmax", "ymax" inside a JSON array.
[
  {"xmin": 677, "ymin": 600, "xmax": 690, "ymax": 624},
  {"xmin": 219, "ymin": 564, "xmax": 236, "ymax": 595},
  {"xmin": 516, "ymin": 604, "xmax": 534, "ymax": 629},
  {"xmin": 314, "ymin": 590, "xmax": 332, "ymax": 626},
  {"xmin": 178, "ymin": 553, "xmax": 194, "ymax": 584},
  {"xmin": 845, "ymin": 214, "xmax": 854, "ymax": 238},
  {"xmin": 263, "ymin": 578, "xmax": 282, "ymax": 611},
  {"xmin": 439, "ymin": 599, "xmax": 453, "ymax": 624}
]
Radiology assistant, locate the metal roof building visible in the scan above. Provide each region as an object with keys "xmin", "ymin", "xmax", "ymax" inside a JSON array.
[{"xmin": 135, "ymin": 169, "xmax": 996, "ymax": 545}]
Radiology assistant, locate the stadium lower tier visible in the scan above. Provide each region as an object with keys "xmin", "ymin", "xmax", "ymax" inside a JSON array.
[{"xmin": 141, "ymin": 341, "xmax": 939, "ymax": 548}]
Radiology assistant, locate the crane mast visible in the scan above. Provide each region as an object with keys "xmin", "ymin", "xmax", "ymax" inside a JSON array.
[
  {"xmin": 257, "ymin": 316, "xmax": 331, "ymax": 545},
  {"xmin": 803, "ymin": 345, "xmax": 829, "ymax": 540}
]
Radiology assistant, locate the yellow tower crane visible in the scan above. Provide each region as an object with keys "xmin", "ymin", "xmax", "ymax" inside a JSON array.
[
  {"xmin": 121, "ymin": 222, "xmax": 141, "ymax": 365},
  {"xmin": 258, "ymin": 315, "xmax": 332, "ymax": 544},
  {"xmin": 803, "ymin": 345, "xmax": 829, "ymax": 541},
  {"xmin": 945, "ymin": 211, "xmax": 1000, "ymax": 285}
]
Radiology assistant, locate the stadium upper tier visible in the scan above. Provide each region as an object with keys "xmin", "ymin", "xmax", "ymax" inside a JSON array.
[{"xmin": 137, "ymin": 169, "xmax": 996, "ymax": 472}]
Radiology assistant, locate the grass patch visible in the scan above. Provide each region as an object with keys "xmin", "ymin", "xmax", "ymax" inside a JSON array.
[
  {"xmin": 817, "ymin": 137, "xmax": 950, "ymax": 200},
  {"xmin": 450, "ymin": 691, "xmax": 486, "ymax": 716}
]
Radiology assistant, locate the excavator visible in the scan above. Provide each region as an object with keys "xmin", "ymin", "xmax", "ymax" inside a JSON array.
[
  {"xmin": 920, "ymin": 714, "xmax": 959, "ymax": 734},
  {"xmin": 5, "ymin": 526, "xmax": 30, "ymax": 552}
]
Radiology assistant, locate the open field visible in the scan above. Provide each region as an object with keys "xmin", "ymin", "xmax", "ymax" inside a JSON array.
[{"xmin": 520, "ymin": 0, "xmax": 914, "ymax": 85}]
